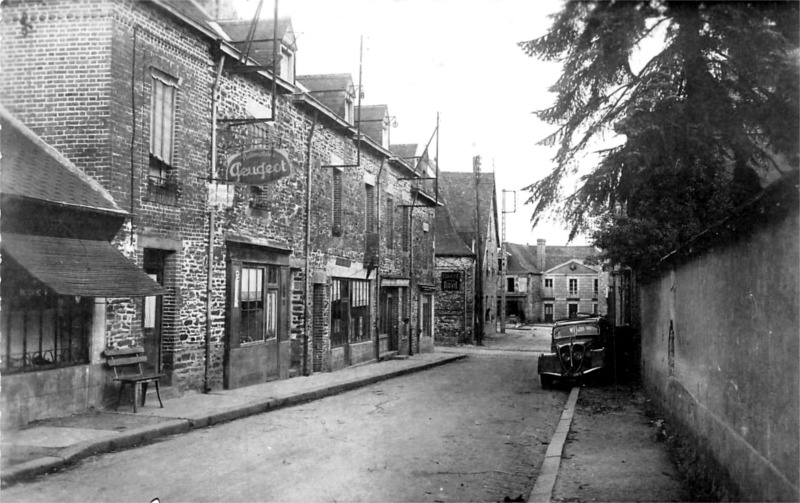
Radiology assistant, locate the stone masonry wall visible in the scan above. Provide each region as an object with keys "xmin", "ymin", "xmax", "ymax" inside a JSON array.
[{"xmin": 434, "ymin": 256, "xmax": 475, "ymax": 345}]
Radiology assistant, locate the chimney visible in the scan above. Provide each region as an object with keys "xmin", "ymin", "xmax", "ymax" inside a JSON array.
[{"xmin": 537, "ymin": 239, "xmax": 546, "ymax": 271}]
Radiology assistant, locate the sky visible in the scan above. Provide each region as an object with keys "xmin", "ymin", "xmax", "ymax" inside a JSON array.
[{"xmin": 234, "ymin": 0, "xmax": 589, "ymax": 246}]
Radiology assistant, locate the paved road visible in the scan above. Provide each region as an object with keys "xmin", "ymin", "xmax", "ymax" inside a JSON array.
[{"xmin": 1, "ymin": 334, "xmax": 568, "ymax": 503}]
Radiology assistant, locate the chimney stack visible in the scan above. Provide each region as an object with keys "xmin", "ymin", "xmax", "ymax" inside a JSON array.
[{"xmin": 537, "ymin": 239, "xmax": 546, "ymax": 271}]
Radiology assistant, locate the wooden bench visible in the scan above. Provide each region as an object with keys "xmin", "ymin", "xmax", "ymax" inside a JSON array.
[{"xmin": 105, "ymin": 347, "xmax": 165, "ymax": 413}]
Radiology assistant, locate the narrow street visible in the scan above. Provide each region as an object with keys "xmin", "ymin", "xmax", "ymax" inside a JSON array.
[{"xmin": 1, "ymin": 328, "xmax": 569, "ymax": 503}]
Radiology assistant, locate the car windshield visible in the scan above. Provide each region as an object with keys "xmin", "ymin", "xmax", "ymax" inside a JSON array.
[{"xmin": 553, "ymin": 323, "xmax": 600, "ymax": 338}]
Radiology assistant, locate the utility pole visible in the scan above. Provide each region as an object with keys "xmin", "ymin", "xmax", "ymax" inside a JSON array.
[
  {"xmin": 473, "ymin": 156, "xmax": 483, "ymax": 346},
  {"xmin": 500, "ymin": 189, "xmax": 516, "ymax": 333}
]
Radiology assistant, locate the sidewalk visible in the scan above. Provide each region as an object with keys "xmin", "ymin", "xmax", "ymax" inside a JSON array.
[
  {"xmin": 531, "ymin": 383, "xmax": 689, "ymax": 503},
  {"xmin": 2, "ymin": 345, "xmax": 689, "ymax": 502},
  {"xmin": 1, "ymin": 352, "xmax": 465, "ymax": 487}
]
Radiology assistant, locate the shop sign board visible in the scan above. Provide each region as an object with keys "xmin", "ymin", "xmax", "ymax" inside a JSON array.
[
  {"xmin": 224, "ymin": 148, "xmax": 292, "ymax": 185},
  {"xmin": 441, "ymin": 272, "xmax": 461, "ymax": 291}
]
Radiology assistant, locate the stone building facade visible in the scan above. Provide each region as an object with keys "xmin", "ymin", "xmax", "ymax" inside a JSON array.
[
  {"xmin": 501, "ymin": 240, "xmax": 608, "ymax": 324},
  {"xmin": 0, "ymin": 0, "xmax": 436, "ymax": 427},
  {"xmin": 433, "ymin": 168, "xmax": 499, "ymax": 345}
]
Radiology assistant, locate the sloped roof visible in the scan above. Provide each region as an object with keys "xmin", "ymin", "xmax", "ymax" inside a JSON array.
[
  {"xmin": 391, "ymin": 144, "xmax": 418, "ymax": 163},
  {"xmin": 153, "ymin": 0, "xmax": 221, "ymax": 38},
  {"xmin": 355, "ymin": 105, "xmax": 388, "ymax": 145},
  {"xmin": 435, "ymin": 198, "xmax": 474, "ymax": 257},
  {"xmin": 438, "ymin": 171, "xmax": 497, "ymax": 242},
  {"xmin": 546, "ymin": 259, "xmax": 599, "ymax": 275},
  {"xmin": 544, "ymin": 245, "xmax": 597, "ymax": 270},
  {"xmin": 217, "ymin": 17, "xmax": 296, "ymax": 73},
  {"xmin": 503, "ymin": 241, "xmax": 599, "ymax": 274},
  {"xmin": 505, "ymin": 242, "xmax": 540, "ymax": 274},
  {"xmin": 0, "ymin": 107, "xmax": 125, "ymax": 215},
  {"xmin": 296, "ymin": 74, "xmax": 354, "ymax": 120}
]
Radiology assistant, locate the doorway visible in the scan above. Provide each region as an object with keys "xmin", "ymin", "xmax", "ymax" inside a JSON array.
[
  {"xmin": 143, "ymin": 249, "xmax": 167, "ymax": 375},
  {"xmin": 544, "ymin": 303, "xmax": 553, "ymax": 323},
  {"xmin": 225, "ymin": 243, "xmax": 290, "ymax": 389}
]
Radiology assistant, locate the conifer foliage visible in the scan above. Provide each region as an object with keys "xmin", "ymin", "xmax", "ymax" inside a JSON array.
[{"xmin": 520, "ymin": 0, "xmax": 799, "ymax": 273}]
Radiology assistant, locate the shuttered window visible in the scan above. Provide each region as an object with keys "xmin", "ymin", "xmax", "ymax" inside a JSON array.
[
  {"xmin": 149, "ymin": 69, "xmax": 178, "ymax": 185},
  {"xmin": 401, "ymin": 206, "xmax": 410, "ymax": 252},
  {"xmin": 365, "ymin": 184, "xmax": 375, "ymax": 233},
  {"xmin": 332, "ymin": 170, "xmax": 343, "ymax": 236},
  {"xmin": 385, "ymin": 196, "xmax": 394, "ymax": 248}
]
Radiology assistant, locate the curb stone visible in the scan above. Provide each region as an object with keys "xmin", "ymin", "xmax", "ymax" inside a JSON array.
[
  {"xmin": 527, "ymin": 386, "xmax": 580, "ymax": 503},
  {"xmin": 1, "ymin": 354, "xmax": 467, "ymax": 487}
]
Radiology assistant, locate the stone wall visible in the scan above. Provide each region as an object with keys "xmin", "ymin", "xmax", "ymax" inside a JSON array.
[
  {"xmin": 639, "ymin": 184, "xmax": 799, "ymax": 502},
  {"xmin": 434, "ymin": 256, "xmax": 475, "ymax": 345},
  {"xmin": 0, "ymin": 0, "xmax": 438, "ymax": 425}
]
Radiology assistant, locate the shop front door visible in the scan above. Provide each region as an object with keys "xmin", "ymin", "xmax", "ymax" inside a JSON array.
[{"xmin": 225, "ymin": 250, "xmax": 290, "ymax": 389}]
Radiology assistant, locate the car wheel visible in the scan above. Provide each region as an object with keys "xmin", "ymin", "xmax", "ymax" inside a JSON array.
[{"xmin": 540, "ymin": 374, "xmax": 554, "ymax": 389}]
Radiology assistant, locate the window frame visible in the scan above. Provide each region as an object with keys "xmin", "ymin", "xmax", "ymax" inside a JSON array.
[
  {"xmin": 149, "ymin": 68, "xmax": 179, "ymax": 186},
  {"xmin": 332, "ymin": 169, "xmax": 343, "ymax": 236},
  {"xmin": 1, "ymin": 280, "xmax": 92, "ymax": 374},
  {"xmin": 568, "ymin": 278, "xmax": 578, "ymax": 296},
  {"xmin": 331, "ymin": 278, "xmax": 372, "ymax": 347},
  {"xmin": 365, "ymin": 183, "xmax": 376, "ymax": 233}
]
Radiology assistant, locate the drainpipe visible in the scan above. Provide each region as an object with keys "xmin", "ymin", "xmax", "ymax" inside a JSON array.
[
  {"xmin": 374, "ymin": 158, "xmax": 385, "ymax": 363},
  {"xmin": 205, "ymin": 52, "xmax": 225, "ymax": 393},
  {"xmin": 303, "ymin": 111, "xmax": 318, "ymax": 376}
]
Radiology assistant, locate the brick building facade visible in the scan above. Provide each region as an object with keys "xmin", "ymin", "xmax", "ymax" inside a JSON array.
[{"xmin": 0, "ymin": 0, "xmax": 436, "ymax": 427}]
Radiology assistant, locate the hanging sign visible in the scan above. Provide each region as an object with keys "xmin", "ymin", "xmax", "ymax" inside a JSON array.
[{"xmin": 224, "ymin": 148, "xmax": 292, "ymax": 185}]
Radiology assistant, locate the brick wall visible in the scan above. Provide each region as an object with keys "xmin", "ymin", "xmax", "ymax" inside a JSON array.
[{"xmin": 1, "ymin": 0, "xmax": 439, "ymax": 402}]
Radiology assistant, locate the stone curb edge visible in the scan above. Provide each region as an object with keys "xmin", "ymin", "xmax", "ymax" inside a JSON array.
[
  {"xmin": 527, "ymin": 386, "xmax": 580, "ymax": 503},
  {"xmin": 1, "ymin": 354, "xmax": 467, "ymax": 486}
]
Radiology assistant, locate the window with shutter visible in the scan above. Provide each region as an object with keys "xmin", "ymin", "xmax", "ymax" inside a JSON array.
[{"xmin": 149, "ymin": 69, "xmax": 178, "ymax": 187}]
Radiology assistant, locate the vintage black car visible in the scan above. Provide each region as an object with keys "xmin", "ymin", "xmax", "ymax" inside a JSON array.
[{"xmin": 538, "ymin": 314, "xmax": 613, "ymax": 388}]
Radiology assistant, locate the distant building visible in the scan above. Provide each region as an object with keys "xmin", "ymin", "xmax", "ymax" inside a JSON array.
[
  {"xmin": 501, "ymin": 240, "xmax": 608, "ymax": 323},
  {"xmin": 434, "ymin": 167, "xmax": 499, "ymax": 344}
]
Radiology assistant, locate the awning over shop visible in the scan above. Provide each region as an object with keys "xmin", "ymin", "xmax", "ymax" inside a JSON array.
[{"xmin": 1, "ymin": 234, "xmax": 166, "ymax": 297}]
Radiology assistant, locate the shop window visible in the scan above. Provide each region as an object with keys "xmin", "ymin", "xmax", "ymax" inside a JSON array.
[
  {"xmin": 237, "ymin": 265, "xmax": 279, "ymax": 344},
  {"xmin": 331, "ymin": 278, "xmax": 371, "ymax": 347},
  {"xmin": 350, "ymin": 280, "xmax": 371, "ymax": 344},
  {"xmin": 1, "ymin": 279, "xmax": 91, "ymax": 373}
]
